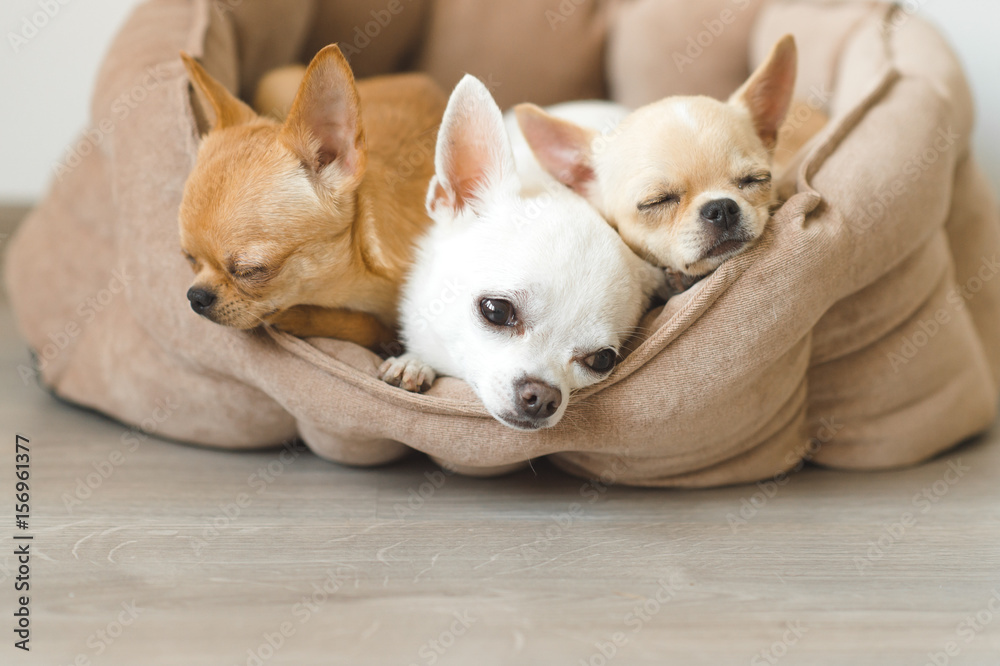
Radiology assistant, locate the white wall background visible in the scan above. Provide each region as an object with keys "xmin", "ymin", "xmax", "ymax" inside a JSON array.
[{"xmin": 0, "ymin": 0, "xmax": 998, "ymax": 202}]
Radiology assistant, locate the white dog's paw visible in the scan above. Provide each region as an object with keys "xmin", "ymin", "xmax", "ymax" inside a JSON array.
[{"xmin": 378, "ymin": 354, "xmax": 437, "ymax": 393}]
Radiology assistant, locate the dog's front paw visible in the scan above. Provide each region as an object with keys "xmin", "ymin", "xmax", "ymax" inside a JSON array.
[{"xmin": 378, "ymin": 354, "xmax": 437, "ymax": 393}]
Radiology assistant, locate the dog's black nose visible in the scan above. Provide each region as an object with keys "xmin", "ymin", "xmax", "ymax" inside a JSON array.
[
  {"xmin": 187, "ymin": 287, "xmax": 216, "ymax": 314},
  {"xmin": 700, "ymin": 198, "xmax": 741, "ymax": 230},
  {"xmin": 516, "ymin": 378, "xmax": 562, "ymax": 420}
]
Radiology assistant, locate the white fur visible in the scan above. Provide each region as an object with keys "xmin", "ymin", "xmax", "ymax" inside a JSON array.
[{"xmin": 381, "ymin": 77, "xmax": 663, "ymax": 431}]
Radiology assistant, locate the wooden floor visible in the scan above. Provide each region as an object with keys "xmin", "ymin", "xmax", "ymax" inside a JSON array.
[{"xmin": 2, "ymin": 206, "xmax": 999, "ymax": 665}]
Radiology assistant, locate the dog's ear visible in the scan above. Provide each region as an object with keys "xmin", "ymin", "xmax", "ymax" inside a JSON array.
[
  {"xmin": 281, "ymin": 44, "xmax": 366, "ymax": 186},
  {"xmin": 728, "ymin": 34, "xmax": 797, "ymax": 151},
  {"xmin": 181, "ymin": 53, "xmax": 257, "ymax": 131},
  {"xmin": 427, "ymin": 75, "xmax": 518, "ymax": 217},
  {"xmin": 515, "ymin": 104, "xmax": 597, "ymax": 199}
]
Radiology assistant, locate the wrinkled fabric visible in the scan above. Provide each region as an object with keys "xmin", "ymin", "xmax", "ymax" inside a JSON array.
[{"xmin": 6, "ymin": 0, "xmax": 998, "ymax": 487}]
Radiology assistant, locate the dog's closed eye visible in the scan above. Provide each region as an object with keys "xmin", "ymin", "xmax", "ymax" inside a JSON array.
[
  {"xmin": 737, "ymin": 172, "xmax": 772, "ymax": 189},
  {"xmin": 229, "ymin": 263, "xmax": 271, "ymax": 282},
  {"xmin": 638, "ymin": 192, "xmax": 681, "ymax": 212}
]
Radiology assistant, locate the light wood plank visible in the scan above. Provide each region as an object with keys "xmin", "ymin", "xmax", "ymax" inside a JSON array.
[{"xmin": 0, "ymin": 231, "xmax": 998, "ymax": 664}]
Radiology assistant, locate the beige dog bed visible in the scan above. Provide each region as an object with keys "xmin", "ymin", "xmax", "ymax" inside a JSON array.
[{"xmin": 6, "ymin": 0, "xmax": 1000, "ymax": 486}]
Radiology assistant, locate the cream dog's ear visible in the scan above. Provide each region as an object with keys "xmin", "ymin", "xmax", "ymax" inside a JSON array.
[
  {"xmin": 728, "ymin": 34, "xmax": 798, "ymax": 151},
  {"xmin": 281, "ymin": 44, "xmax": 367, "ymax": 187},
  {"xmin": 180, "ymin": 52, "xmax": 257, "ymax": 132},
  {"xmin": 515, "ymin": 103, "xmax": 597, "ymax": 199},
  {"xmin": 427, "ymin": 75, "xmax": 518, "ymax": 217}
]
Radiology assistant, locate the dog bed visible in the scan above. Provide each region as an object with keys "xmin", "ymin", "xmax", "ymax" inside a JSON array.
[{"xmin": 6, "ymin": 0, "xmax": 1000, "ymax": 486}]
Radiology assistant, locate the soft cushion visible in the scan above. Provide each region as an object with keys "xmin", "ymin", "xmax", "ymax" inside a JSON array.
[{"xmin": 6, "ymin": 0, "xmax": 999, "ymax": 486}]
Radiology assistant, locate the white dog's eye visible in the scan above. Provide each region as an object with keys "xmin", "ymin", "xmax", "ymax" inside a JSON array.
[
  {"xmin": 584, "ymin": 348, "xmax": 618, "ymax": 374},
  {"xmin": 480, "ymin": 298, "xmax": 517, "ymax": 327}
]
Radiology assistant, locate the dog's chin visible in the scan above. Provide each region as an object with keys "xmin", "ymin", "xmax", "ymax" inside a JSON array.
[
  {"xmin": 684, "ymin": 232, "xmax": 759, "ymax": 276},
  {"xmin": 200, "ymin": 308, "xmax": 273, "ymax": 330},
  {"xmin": 494, "ymin": 411, "xmax": 558, "ymax": 432},
  {"xmin": 705, "ymin": 237, "xmax": 749, "ymax": 258},
  {"xmin": 226, "ymin": 319, "xmax": 265, "ymax": 330}
]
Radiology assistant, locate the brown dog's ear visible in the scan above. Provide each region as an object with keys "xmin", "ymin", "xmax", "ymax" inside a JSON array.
[
  {"xmin": 728, "ymin": 34, "xmax": 797, "ymax": 151},
  {"xmin": 281, "ymin": 45, "xmax": 366, "ymax": 184},
  {"xmin": 515, "ymin": 104, "xmax": 597, "ymax": 198},
  {"xmin": 180, "ymin": 52, "xmax": 256, "ymax": 131}
]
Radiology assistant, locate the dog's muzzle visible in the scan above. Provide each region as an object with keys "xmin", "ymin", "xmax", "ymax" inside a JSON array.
[
  {"xmin": 187, "ymin": 287, "xmax": 217, "ymax": 315},
  {"xmin": 494, "ymin": 377, "xmax": 564, "ymax": 430}
]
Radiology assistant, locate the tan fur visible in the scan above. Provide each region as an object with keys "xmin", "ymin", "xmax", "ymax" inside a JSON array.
[
  {"xmin": 516, "ymin": 35, "xmax": 824, "ymax": 280},
  {"xmin": 772, "ymin": 100, "xmax": 829, "ymax": 175},
  {"xmin": 178, "ymin": 46, "xmax": 446, "ymax": 349},
  {"xmin": 253, "ymin": 64, "xmax": 308, "ymax": 119}
]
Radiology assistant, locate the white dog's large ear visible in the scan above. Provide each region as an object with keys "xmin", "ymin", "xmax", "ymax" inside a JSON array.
[
  {"xmin": 514, "ymin": 104, "xmax": 597, "ymax": 199},
  {"xmin": 427, "ymin": 75, "xmax": 518, "ymax": 217},
  {"xmin": 281, "ymin": 44, "xmax": 366, "ymax": 186},
  {"xmin": 729, "ymin": 34, "xmax": 797, "ymax": 151}
]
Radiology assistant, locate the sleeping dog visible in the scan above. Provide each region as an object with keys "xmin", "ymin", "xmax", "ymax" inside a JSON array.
[
  {"xmin": 178, "ymin": 46, "xmax": 446, "ymax": 349},
  {"xmin": 515, "ymin": 35, "xmax": 808, "ymax": 287}
]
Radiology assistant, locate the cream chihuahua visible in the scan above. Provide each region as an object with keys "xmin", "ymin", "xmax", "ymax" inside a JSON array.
[
  {"xmin": 378, "ymin": 76, "xmax": 665, "ymax": 431},
  {"xmin": 515, "ymin": 35, "xmax": 803, "ymax": 286},
  {"xmin": 178, "ymin": 46, "xmax": 446, "ymax": 349}
]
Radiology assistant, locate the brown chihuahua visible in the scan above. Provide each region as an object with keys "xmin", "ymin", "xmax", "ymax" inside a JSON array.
[{"xmin": 178, "ymin": 45, "xmax": 446, "ymax": 349}]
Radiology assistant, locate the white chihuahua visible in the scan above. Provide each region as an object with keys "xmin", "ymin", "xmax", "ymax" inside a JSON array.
[{"xmin": 378, "ymin": 75, "xmax": 664, "ymax": 431}]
